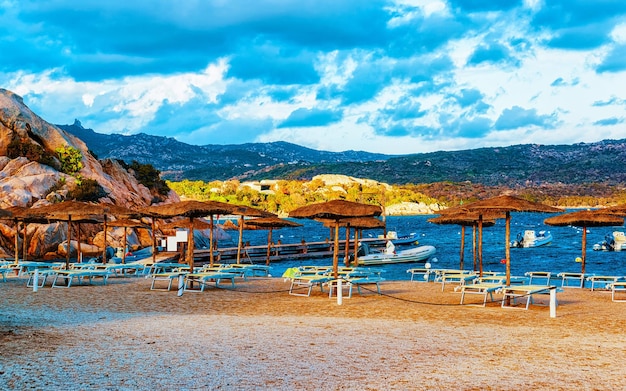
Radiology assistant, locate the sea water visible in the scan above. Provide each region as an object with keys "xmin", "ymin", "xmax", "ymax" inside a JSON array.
[{"xmin": 221, "ymin": 212, "xmax": 626, "ymax": 281}]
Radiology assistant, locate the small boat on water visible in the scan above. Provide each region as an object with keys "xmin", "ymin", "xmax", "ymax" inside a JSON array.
[
  {"xmin": 510, "ymin": 230, "xmax": 552, "ymax": 248},
  {"xmin": 356, "ymin": 241, "xmax": 436, "ymax": 266},
  {"xmin": 593, "ymin": 231, "xmax": 626, "ymax": 251},
  {"xmin": 361, "ymin": 231, "xmax": 420, "ymax": 248}
]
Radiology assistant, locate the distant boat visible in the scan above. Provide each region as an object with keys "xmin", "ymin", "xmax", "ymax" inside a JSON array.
[
  {"xmin": 511, "ymin": 230, "xmax": 552, "ymax": 248},
  {"xmin": 361, "ymin": 231, "xmax": 420, "ymax": 248},
  {"xmin": 593, "ymin": 231, "xmax": 626, "ymax": 251},
  {"xmin": 356, "ymin": 241, "xmax": 436, "ymax": 266}
]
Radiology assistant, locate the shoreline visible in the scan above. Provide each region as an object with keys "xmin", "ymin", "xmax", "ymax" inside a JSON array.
[{"xmin": 2, "ymin": 276, "xmax": 626, "ymax": 390}]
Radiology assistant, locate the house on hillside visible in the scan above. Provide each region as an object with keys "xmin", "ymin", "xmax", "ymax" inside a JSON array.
[{"xmin": 240, "ymin": 180, "xmax": 279, "ymax": 194}]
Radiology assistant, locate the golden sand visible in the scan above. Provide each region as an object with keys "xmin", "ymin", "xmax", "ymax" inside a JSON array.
[{"xmin": 1, "ymin": 274, "xmax": 626, "ymax": 390}]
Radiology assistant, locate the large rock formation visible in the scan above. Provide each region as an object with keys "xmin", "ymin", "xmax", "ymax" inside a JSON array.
[{"xmin": 0, "ymin": 88, "xmax": 180, "ymax": 258}]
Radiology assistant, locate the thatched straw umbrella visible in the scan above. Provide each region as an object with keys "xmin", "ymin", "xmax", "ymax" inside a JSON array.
[
  {"xmin": 242, "ymin": 216, "xmax": 302, "ymax": 265},
  {"xmin": 544, "ymin": 210, "xmax": 624, "ymax": 274},
  {"xmin": 142, "ymin": 201, "xmax": 236, "ymax": 271},
  {"xmin": 289, "ymin": 200, "xmax": 382, "ymax": 278},
  {"xmin": 452, "ymin": 195, "xmax": 561, "ymax": 285},
  {"xmin": 428, "ymin": 212, "xmax": 496, "ymax": 272},
  {"xmin": 107, "ymin": 219, "xmax": 149, "ymax": 264}
]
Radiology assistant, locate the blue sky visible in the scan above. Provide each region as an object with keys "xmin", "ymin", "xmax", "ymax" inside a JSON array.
[{"xmin": 1, "ymin": 0, "xmax": 625, "ymax": 154}]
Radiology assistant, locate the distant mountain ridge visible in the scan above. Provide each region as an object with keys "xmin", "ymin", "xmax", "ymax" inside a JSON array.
[
  {"xmin": 59, "ymin": 120, "xmax": 391, "ymax": 181},
  {"xmin": 60, "ymin": 121, "xmax": 626, "ymax": 187}
]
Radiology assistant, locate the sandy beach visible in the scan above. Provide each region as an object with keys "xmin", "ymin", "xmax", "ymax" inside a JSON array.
[{"xmin": 2, "ymin": 273, "xmax": 626, "ymax": 391}]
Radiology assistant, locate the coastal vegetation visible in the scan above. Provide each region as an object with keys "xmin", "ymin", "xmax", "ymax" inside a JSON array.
[{"xmin": 167, "ymin": 178, "xmax": 626, "ymax": 214}]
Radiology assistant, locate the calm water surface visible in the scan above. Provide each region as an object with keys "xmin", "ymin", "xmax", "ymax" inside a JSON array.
[{"xmin": 219, "ymin": 212, "xmax": 626, "ymax": 281}]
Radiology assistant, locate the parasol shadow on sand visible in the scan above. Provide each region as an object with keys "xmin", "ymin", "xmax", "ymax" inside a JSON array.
[
  {"xmin": 242, "ymin": 216, "xmax": 302, "ymax": 265},
  {"xmin": 452, "ymin": 195, "xmax": 562, "ymax": 285},
  {"xmin": 544, "ymin": 210, "xmax": 624, "ymax": 274},
  {"xmin": 428, "ymin": 212, "xmax": 496, "ymax": 271},
  {"xmin": 289, "ymin": 200, "xmax": 382, "ymax": 278},
  {"xmin": 142, "ymin": 200, "xmax": 236, "ymax": 271}
]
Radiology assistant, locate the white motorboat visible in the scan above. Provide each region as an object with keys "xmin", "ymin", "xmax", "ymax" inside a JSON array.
[
  {"xmin": 356, "ymin": 241, "xmax": 436, "ymax": 266},
  {"xmin": 510, "ymin": 230, "xmax": 552, "ymax": 248},
  {"xmin": 593, "ymin": 231, "xmax": 626, "ymax": 251}
]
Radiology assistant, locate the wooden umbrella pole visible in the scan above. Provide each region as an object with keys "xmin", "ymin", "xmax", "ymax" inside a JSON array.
[
  {"xmin": 353, "ymin": 229, "xmax": 359, "ymax": 267},
  {"xmin": 333, "ymin": 221, "xmax": 339, "ymax": 279},
  {"xmin": 22, "ymin": 222, "xmax": 27, "ymax": 262},
  {"xmin": 459, "ymin": 225, "xmax": 465, "ymax": 270},
  {"xmin": 209, "ymin": 215, "xmax": 215, "ymax": 267},
  {"xmin": 472, "ymin": 225, "xmax": 477, "ymax": 271},
  {"xmin": 77, "ymin": 223, "xmax": 82, "ymax": 263},
  {"xmin": 187, "ymin": 216, "xmax": 194, "ymax": 271},
  {"xmin": 344, "ymin": 224, "xmax": 350, "ymax": 266},
  {"xmin": 581, "ymin": 226, "xmax": 587, "ymax": 275},
  {"xmin": 151, "ymin": 218, "xmax": 157, "ymax": 264},
  {"xmin": 478, "ymin": 216, "xmax": 483, "ymax": 277},
  {"xmin": 505, "ymin": 211, "xmax": 511, "ymax": 286},
  {"xmin": 122, "ymin": 227, "xmax": 127, "ymax": 264},
  {"xmin": 14, "ymin": 220, "xmax": 19, "ymax": 262},
  {"xmin": 237, "ymin": 215, "xmax": 244, "ymax": 264},
  {"xmin": 66, "ymin": 216, "xmax": 72, "ymax": 270},
  {"xmin": 266, "ymin": 228, "xmax": 273, "ymax": 266},
  {"xmin": 102, "ymin": 215, "xmax": 108, "ymax": 264}
]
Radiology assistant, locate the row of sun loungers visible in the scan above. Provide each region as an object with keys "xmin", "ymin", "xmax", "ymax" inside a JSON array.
[{"xmin": 283, "ymin": 266, "xmax": 385, "ymax": 298}]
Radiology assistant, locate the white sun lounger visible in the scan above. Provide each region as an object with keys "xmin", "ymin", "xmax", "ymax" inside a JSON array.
[
  {"xmin": 501, "ymin": 285, "xmax": 558, "ymax": 309},
  {"xmin": 51, "ymin": 270, "xmax": 110, "ymax": 288},
  {"xmin": 184, "ymin": 272, "xmax": 237, "ymax": 292},
  {"xmin": 457, "ymin": 283, "xmax": 504, "ymax": 307}
]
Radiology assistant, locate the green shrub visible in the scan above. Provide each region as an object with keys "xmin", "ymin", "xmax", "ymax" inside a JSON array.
[
  {"xmin": 56, "ymin": 145, "xmax": 83, "ymax": 175},
  {"xmin": 68, "ymin": 178, "xmax": 107, "ymax": 201},
  {"xmin": 129, "ymin": 160, "xmax": 170, "ymax": 195},
  {"xmin": 7, "ymin": 138, "xmax": 57, "ymax": 167}
]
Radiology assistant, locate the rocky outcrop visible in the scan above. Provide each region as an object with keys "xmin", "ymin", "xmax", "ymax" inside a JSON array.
[{"xmin": 0, "ymin": 88, "xmax": 180, "ymax": 258}]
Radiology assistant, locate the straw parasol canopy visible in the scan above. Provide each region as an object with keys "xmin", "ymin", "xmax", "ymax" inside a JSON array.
[
  {"xmin": 243, "ymin": 216, "xmax": 303, "ymax": 265},
  {"xmin": 428, "ymin": 212, "xmax": 496, "ymax": 271},
  {"xmin": 454, "ymin": 195, "xmax": 562, "ymax": 284},
  {"xmin": 142, "ymin": 200, "xmax": 236, "ymax": 270},
  {"xmin": 289, "ymin": 200, "xmax": 382, "ymax": 278},
  {"xmin": 544, "ymin": 210, "xmax": 624, "ymax": 274}
]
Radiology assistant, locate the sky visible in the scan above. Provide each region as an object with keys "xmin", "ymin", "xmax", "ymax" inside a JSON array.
[{"xmin": 1, "ymin": 0, "xmax": 625, "ymax": 155}]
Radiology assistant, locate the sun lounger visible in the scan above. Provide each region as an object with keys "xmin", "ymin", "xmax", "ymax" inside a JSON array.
[
  {"xmin": 328, "ymin": 271, "xmax": 385, "ymax": 298},
  {"xmin": 406, "ymin": 268, "xmax": 435, "ymax": 282},
  {"xmin": 585, "ymin": 275, "xmax": 623, "ymax": 291},
  {"xmin": 0, "ymin": 266, "xmax": 12, "ymax": 282},
  {"xmin": 607, "ymin": 281, "xmax": 626, "ymax": 302},
  {"xmin": 51, "ymin": 269, "xmax": 110, "ymax": 288},
  {"xmin": 457, "ymin": 283, "xmax": 504, "ymax": 307},
  {"xmin": 557, "ymin": 272, "xmax": 585, "ymax": 288},
  {"xmin": 437, "ymin": 272, "xmax": 477, "ymax": 292},
  {"xmin": 150, "ymin": 271, "xmax": 189, "ymax": 291},
  {"xmin": 289, "ymin": 274, "xmax": 332, "ymax": 296},
  {"xmin": 184, "ymin": 272, "xmax": 237, "ymax": 292},
  {"xmin": 501, "ymin": 285, "xmax": 558, "ymax": 309},
  {"xmin": 525, "ymin": 271, "xmax": 552, "ymax": 285}
]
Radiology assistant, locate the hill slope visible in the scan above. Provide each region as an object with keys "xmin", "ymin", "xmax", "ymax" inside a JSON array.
[{"xmin": 60, "ymin": 121, "xmax": 626, "ymax": 186}]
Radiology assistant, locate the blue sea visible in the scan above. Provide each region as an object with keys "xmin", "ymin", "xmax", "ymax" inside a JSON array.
[{"xmin": 220, "ymin": 212, "xmax": 626, "ymax": 281}]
